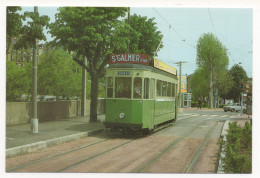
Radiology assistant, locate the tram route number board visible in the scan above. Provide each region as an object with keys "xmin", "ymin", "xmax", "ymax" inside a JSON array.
[{"xmin": 117, "ymin": 71, "xmax": 130, "ymax": 75}]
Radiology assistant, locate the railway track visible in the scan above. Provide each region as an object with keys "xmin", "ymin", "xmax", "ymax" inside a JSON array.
[
  {"xmin": 7, "ymin": 116, "xmax": 221, "ymax": 173},
  {"xmin": 137, "ymin": 118, "xmax": 218, "ymax": 173}
]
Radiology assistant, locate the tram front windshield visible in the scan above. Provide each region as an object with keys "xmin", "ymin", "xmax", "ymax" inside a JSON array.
[{"xmin": 115, "ymin": 77, "xmax": 132, "ymax": 98}]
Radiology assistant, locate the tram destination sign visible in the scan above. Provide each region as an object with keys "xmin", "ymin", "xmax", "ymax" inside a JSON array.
[
  {"xmin": 110, "ymin": 53, "xmax": 149, "ymax": 65},
  {"xmin": 154, "ymin": 58, "xmax": 177, "ymax": 75}
]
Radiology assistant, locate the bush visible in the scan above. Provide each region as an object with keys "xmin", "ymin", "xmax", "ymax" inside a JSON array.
[
  {"xmin": 192, "ymin": 101, "xmax": 206, "ymax": 108},
  {"xmin": 191, "ymin": 101, "xmax": 198, "ymax": 107},
  {"xmin": 221, "ymin": 121, "xmax": 252, "ymax": 173},
  {"xmin": 219, "ymin": 104, "xmax": 227, "ymax": 108}
]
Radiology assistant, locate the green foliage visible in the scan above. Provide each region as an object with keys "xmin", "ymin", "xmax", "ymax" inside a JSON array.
[
  {"xmin": 6, "ymin": 6, "xmax": 23, "ymax": 53},
  {"xmin": 128, "ymin": 14, "xmax": 163, "ymax": 58},
  {"xmin": 222, "ymin": 121, "xmax": 252, "ymax": 173},
  {"xmin": 196, "ymin": 33, "xmax": 230, "ymax": 108},
  {"xmin": 14, "ymin": 8, "xmax": 50, "ymax": 50},
  {"xmin": 225, "ymin": 64, "xmax": 248, "ymax": 102},
  {"xmin": 49, "ymin": 7, "xmax": 129, "ymax": 76},
  {"xmin": 196, "ymin": 33, "xmax": 229, "ymax": 70},
  {"xmin": 38, "ymin": 49, "xmax": 82, "ymax": 100},
  {"xmin": 190, "ymin": 68, "xmax": 209, "ymax": 99},
  {"xmin": 219, "ymin": 104, "xmax": 227, "ymax": 108},
  {"xmin": 6, "ymin": 60, "xmax": 31, "ymax": 101}
]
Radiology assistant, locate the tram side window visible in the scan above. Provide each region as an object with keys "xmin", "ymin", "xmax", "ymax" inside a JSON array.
[
  {"xmin": 134, "ymin": 77, "xmax": 142, "ymax": 98},
  {"xmin": 162, "ymin": 81, "xmax": 167, "ymax": 96},
  {"xmin": 115, "ymin": 77, "xmax": 131, "ymax": 98},
  {"xmin": 107, "ymin": 77, "xmax": 113, "ymax": 98},
  {"xmin": 172, "ymin": 83, "xmax": 176, "ymax": 97},
  {"xmin": 167, "ymin": 82, "xmax": 172, "ymax": 97},
  {"xmin": 150, "ymin": 79, "xmax": 155, "ymax": 99},
  {"xmin": 156, "ymin": 80, "xmax": 162, "ymax": 96},
  {"xmin": 144, "ymin": 78, "xmax": 149, "ymax": 99}
]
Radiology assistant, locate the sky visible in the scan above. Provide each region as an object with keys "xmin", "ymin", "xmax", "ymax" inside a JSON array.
[{"xmin": 18, "ymin": 6, "xmax": 253, "ymax": 78}]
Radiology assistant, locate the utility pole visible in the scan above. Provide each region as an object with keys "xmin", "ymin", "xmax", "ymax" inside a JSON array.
[
  {"xmin": 31, "ymin": 6, "xmax": 38, "ymax": 133},
  {"xmin": 174, "ymin": 61, "xmax": 187, "ymax": 109},
  {"xmin": 240, "ymin": 81, "xmax": 244, "ymax": 116},
  {"xmin": 81, "ymin": 56, "xmax": 87, "ymax": 116}
]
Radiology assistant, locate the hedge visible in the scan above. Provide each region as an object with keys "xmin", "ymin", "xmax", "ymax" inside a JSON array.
[{"xmin": 221, "ymin": 121, "xmax": 252, "ymax": 173}]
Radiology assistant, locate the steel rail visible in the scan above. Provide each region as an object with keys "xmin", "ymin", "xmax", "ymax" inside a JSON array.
[
  {"xmin": 7, "ymin": 138, "xmax": 109, "ymax": 172},
  {"xmin": 57, "ymin": 139, "xmax": 136, "ymax": 172},
  {"xmin": 185, "ymin": 121, "xmax": 219, "ymax": 173},
  {"xmin": 138, "ymin": 118, "xmax": 209, "ymax": 173}
]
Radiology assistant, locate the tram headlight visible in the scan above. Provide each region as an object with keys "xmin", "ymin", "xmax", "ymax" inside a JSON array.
[{"xmin": 119, "ymin": 113, "xmax": 125, "ymax": 119}]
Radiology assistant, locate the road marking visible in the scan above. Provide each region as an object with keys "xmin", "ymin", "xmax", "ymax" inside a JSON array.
[
  {"xmin": 191, "ymin": 114, "xmax": 199, "ymax": 117},
  {"xmin": 220, "ymin": 115, "xmax": 228, "ymax": 118}
]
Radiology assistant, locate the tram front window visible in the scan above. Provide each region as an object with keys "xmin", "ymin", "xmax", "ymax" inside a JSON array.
[{"xmin": 115, "ymin": 77, "xmax": 131, "ymax": 98}]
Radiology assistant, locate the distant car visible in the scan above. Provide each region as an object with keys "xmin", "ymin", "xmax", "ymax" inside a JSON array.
[{"xmin": 223, "ymin": 103, "xmax": 246, "ymax": 112}]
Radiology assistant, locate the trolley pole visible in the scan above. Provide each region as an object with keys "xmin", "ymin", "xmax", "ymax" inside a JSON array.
[
  {"xmin": 31, "ymin": 6, "xmax": 39, "ymax": 133},
  {"xmin": 174, "ymin": 61, "xmax": 187, "ymax": 109}
]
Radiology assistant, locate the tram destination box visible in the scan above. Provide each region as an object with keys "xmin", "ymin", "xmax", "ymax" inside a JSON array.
[{"xmin": 110, "ymin": 53, "xmax": 149, "ymax": 66}]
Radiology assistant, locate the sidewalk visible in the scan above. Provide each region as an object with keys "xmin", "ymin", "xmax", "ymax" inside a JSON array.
[{"xmin": 6, "ymin": 115, "xmax": 105, "ymax": 157}]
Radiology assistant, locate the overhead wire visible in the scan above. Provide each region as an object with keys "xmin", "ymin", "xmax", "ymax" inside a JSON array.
[
  {"xmin": 208, "ymin": 8, "xmax": 217, "ymax": 36},
  {"xmin": 152, "ymin": 8, "xmax": 196, "ymax": 48}
]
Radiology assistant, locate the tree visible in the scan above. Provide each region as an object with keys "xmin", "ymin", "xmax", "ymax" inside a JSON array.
[
  {"xmin": 128, "ymin": 14, "xmax": 163, "ymax": 57},
  {"xmin": 49, "ymin": 7, "xmax": 129, "ymax": 122},
  {"xmin": 6, "ymin": 61, "xmax": 30, "ymax": 101},
  {"xmin": 190, "ymin": 68, "xmax": 209, "ymax": 100},
  {"xmin": 226, "ymin": 64, "xmax": 248, "ymax": 102},
  {"xmin": 196, "ymin": 33, "xmax": 229, "ymax": 108},
  {"xmin": 6, "ymin": 6, "xmax": 23, "ymax": 55},
  {"xmin": 13, "ymin": 8, "xmax": 50, "ymax": 50},
  {"xmin": 38, "ymin": 49, "xmax": 82, "ymax": 100}
]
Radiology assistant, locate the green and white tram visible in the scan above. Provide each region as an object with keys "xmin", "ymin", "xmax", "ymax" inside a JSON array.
[{"xmin": 104, "ymin": 53, "xmax": 178, "ymax": 134}]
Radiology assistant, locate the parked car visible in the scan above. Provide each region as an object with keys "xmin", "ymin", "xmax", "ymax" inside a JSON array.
[{"xmin": 223, "ymin": 103, "xmax": 246, "ymax": 112}]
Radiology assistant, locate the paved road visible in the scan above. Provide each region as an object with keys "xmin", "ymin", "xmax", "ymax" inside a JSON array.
[{"xmin": 6, "ymin": 110, "xmax": 241, "ymax": 173}]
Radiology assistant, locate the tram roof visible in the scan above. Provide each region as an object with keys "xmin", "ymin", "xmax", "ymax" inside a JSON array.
[{"xmin": 108, "ymin": 63, "xmax": 177, "ymax": 78}]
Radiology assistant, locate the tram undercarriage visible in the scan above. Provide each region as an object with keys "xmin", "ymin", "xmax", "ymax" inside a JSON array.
[{"xmin": 104, "ymin": 118, "xmax": 176, "ymax": 136}]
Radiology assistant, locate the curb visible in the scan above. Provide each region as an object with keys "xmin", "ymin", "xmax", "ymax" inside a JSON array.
[
  {"xmin": 217, "ymin": 120, "xmax": 230, "ymax": 173},
  {"xmin": 6, "ymin": 128, "xmax": 104, "ymax": 158}
]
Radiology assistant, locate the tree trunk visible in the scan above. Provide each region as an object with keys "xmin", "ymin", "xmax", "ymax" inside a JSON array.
[{"xmin": 90, "ymin": 73, "xmax": 98, "ymax": 122}]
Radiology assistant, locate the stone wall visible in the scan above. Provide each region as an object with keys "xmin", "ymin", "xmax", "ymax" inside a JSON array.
[{"xmin": 6, "ymin": 99, "xmax": 105, "ymax": 125}]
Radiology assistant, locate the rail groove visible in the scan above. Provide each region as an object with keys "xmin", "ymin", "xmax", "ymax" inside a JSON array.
[
  {"xmin": 138, "ymin": 118, "xmax": 209, "ymax": 173},
  {"xmin": 7, "ymin": 138, "xmax": 109, "ymax": 172},
  {"xmin": 185, "ymin": 121, "xmax": 219, "ymax": 173}
]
